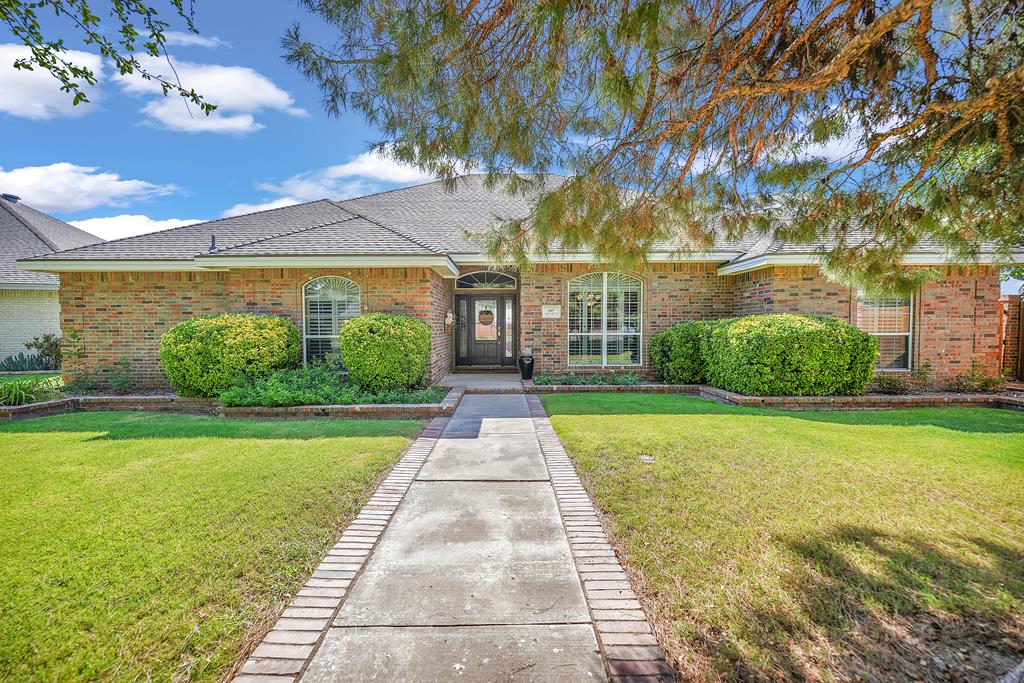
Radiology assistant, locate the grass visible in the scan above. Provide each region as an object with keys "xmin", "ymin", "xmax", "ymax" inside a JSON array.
[
  {"xmin": 540, "ymin": 393, "xmax": 1024, "ymax": 681},
  {"xmin": 0, "ymin": 371, "xmax": 61, "ymax": 386},
  {"xmin": 0, "ymin": 411, "xmax": 422, "ymax": 681}
]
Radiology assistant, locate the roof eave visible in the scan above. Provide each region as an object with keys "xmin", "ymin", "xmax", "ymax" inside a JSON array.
[
  {"xmin": 450, "ymin": 251, "xmax": 744, "ymax": 265},
  {"xmin": 717, "ymin": 252, "xmax": 1024, "ymax": 276},
  {"xmin": 0, "ymin": 281, "xmax": 58, "ymax": 291}
]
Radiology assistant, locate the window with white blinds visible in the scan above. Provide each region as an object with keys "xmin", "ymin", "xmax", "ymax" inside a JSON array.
[
  {"xmin": 303, "ymin": 277, "xmax": 360, "ymax": 364},
  {"xmin": 856, "ymin": 296, "xmax": 913, "ymax": 370},
  {"xmin": 568, "ymin": 273, "xmax": 641, "ymax": 366}
]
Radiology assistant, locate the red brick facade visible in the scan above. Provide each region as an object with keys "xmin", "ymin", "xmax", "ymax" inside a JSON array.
[
  {"xmin": 1002, "ymin": 295, "xmax": 1021, "ymax": 378},
  {"xmin": 60, "ymin": 262, "xmax": 1007, "ymax": 389},
  {"xmin": 59, "ymin": 267, "xmax": 454, "ymax": 389}
]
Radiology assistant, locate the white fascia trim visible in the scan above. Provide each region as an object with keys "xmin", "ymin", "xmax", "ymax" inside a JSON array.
[
  {"xmin": 17, "ymin": 259, "xmax": 218, "ymax": 273},
  {"xmin": 193, "ymin": 254, "xmax": 461, "ymax": 277},
  {"xmin": 449, "ymin": 251, "xmax": 743, "ymax": 265},
  {"xmin": 0, "ymin": 282, "xmax": 58, "ymax": 291},
  {"xmin": 717, "ymin": 252, "xmax": 1024, "ymax": 276}
]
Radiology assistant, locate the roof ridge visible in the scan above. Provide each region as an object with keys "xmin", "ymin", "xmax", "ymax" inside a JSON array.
[
  {"xmin": 207, "ymin": 214, "xmax": 362, "ymax": 256},
  {"xmin": 326, "ymin": 200, "xmax": 443, "ymax": 254},
  {"xmin": 36, "ymin": 198, "xmax": 337, "ymax": 258},
  {"xmin": 0, "ymin": 199, "xmax": 58, "ymax": 252}
]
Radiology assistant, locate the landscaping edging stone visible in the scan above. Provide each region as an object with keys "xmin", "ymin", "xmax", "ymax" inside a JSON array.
[
  {"xmin": 528, "ymin": 394, "xmax": 674, "ymax": 682},
  {"xmin": 698, "ymin": 386, "xmax": 1024, "ymax": 411},
  {"xmin": 231, "ymin": 416, "xmax": 448, "ymax": 683},
  {"xmin": 522, "ymin": 380, "xmax": 1024, "ymax": 412},
  {"xmin": 0, "ymin": 388, "xmax": 465, "ymax": 422}
]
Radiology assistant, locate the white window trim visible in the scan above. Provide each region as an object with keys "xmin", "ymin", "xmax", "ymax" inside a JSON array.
[
  {"xmin": 301, "ymin": 276, "xmax": 361, "ymax": 365},
  {"xmin": 455, "ymin": 270, "xmax": 518, "ymax": 290},
  {"xmin": 566, "ymin": 272, "xmax": 643, "ymax": 368},
  {"xmin": 859, "ymin": 294, "xmax": 915, "ymax": 372}
]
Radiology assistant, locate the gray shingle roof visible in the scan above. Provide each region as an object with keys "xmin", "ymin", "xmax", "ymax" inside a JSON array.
[
  {"xmin": 15, "ymin": 174, "xmax": 1018, "ymax": 269},
  {"xmin": 338, "ymin": 174, "xmax": 565, "ymax": 253},
  {"xmin": 31, "ymin": 199, "xmax": 352, "ymax": 261},
  {"xmin": 1, "ymin": 197, "xmax": 102, "ymax": 286},
  {"xmin": 213, "ymin": 214, "xmax": 437, "ymax": 255}
]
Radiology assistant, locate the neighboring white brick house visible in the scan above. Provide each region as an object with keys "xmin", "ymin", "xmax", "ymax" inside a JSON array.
[
  {"xmin": 0, "ymin": 194, "xmax": 101, "ymax": 362},
  {"xmin": 0, "ymin": 289, "xmax": 61, "ymax": 359}
]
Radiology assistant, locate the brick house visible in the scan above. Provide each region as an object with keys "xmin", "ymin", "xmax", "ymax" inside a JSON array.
[
  {"xmin": 1, "ymin": 194, "xmax": 102, "ymax": 361},
  {"xmin": 16, "ymin": 175, "xmax": 1023, "ymax": 389}
]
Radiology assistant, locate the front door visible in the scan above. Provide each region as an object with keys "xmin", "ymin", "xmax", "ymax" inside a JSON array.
[{"xmin": 456, "ymin": 294, "xmax": 516, "ymax": 367}]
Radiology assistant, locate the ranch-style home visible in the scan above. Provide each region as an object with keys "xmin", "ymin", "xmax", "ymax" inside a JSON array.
[{"xmin": 15, "ymin": 175, "xmax": 1023, "ymax": 388}]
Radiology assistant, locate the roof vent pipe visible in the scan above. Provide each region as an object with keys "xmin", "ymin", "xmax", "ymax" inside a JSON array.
[
  {"xmin": 209, "ymin": 235, "xmax": 217, "ymax": 252},
  {"xmin": 1, "ymin": 193, "xmax": 20, "ymax": 203}
]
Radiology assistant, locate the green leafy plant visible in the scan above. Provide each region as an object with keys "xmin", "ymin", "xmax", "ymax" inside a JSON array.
[
  {"xmin": 109, "ymin": 359, "xmax": 133, "ymax": 395},
  {"xmin": 337, "ymin": 314, "xmax": 431, "ymax": 393},
  {"xmin": 60, "ymin": 329, "xmax": 96, "ymax": 392},
  {"xmin": 532, "ymin": 373, "xmax": 644, "ymax": 386},
  {"xmin": 872, "ymin": 373, "xmax": 912, "ymax": 395},
  {"xmin": 703, "ymin": 314, "xmax": 878, "ymax": 396},
  {"xmin": 649, "ymin": 321, "xmax": 714, "ymax": 384},
  {"xmin": 0, "ymin": 377, "xmax": 58, "ymax": 406},
  {"xmin": 0, "ymin": 352, "xmax": 47, "ymax": 372},
  {"xmin": 160, "ymin": 314, "xmax": 301, "ymax": 398},
  {"xmin": 219, "ymin": 362, "xmax": 448, "ymax": 407},
  {"xmin": 24, "ymin": 333, "xmax": 61, "ymax": 369},
  {"xmin": 910, "ymin": 362, "xmax": 933, "ymax": 388},
  {"xmin": 945, "ymin": 365, "xmax": 1007, "ymax": 393}
]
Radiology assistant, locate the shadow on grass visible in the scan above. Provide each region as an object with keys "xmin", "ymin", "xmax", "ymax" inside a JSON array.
[
  {"xmin": 700, "ymin": 525, "xmax": 1024, "ymax": 681},
  {"xmin": 0, "ymin": 411, "xmax": 423, "ymax": 441},
  {"xmin": 539, "ymin": 393, "xmax": 1024, "ymax": 433}
]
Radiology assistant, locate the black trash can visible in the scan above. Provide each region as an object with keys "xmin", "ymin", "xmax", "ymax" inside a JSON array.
[{"xmin": 518, "ymin": 347, "xmax": 535, "ymax": 380}]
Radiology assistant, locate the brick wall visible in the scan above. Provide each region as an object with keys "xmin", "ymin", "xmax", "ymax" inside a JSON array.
[
  {"xmin": 0, "ymin": 289, "xmax": 60, "ymax": 359},
  {"xmin": 915, "ymin": 266, "xmax": 1002, "ymax": 378},
  {"xmin": 1002, "ymin": 295, "xmax": 1021, "ymax": 378},
  {"xmin": 59, "ymin": 267, "xmax": 456, "ymax": 389},
  {"xmin": 519, "ymin": 263, "xmax": 731, "ymax": 376},
  {"xmin": 1001, "ymin": 295, "xmax": 1021, "ymax": 378}
]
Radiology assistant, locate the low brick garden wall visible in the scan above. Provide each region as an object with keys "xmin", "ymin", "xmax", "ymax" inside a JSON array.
[
  {"xmin": 523, "ymin": 381, "xmax": 1024, "ymax": 412},
  {"xmin": 0, "ymin": 389, "xmax": 465, "ymax": 423}
]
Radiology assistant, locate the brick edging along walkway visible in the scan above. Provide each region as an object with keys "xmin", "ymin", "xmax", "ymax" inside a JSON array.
[
  {"xmin": 528, "ymin": 395, "xmax": 674, "ymax": 682},
  {"xmin": 232, "ymin": 416, "xmax": 448, "ymax": 683}
]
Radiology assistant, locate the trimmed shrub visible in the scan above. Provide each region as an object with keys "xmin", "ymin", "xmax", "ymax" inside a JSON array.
[
  {"xmin": 704, "ymin": 314, "xmax": 878, "ymax": 396},
  {"xmin": 650, "ymin": 321, "xmax": 715, "ymax": 383},
  {"xmin": 338, "ymin": 313, "xmax": 431, "ymax": 392},
  {"xmin": 159, "ymin": 314, "xmax": 300, "ymax": 397}
]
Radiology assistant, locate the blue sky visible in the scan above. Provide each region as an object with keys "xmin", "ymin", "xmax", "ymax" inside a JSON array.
[{"xmin": 0, "ymin": 2, "xmax": 433, "ymax": 240}]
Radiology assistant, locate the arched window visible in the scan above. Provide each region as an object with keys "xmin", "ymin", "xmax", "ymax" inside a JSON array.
[
  {"xmin": 456, "ymin": 271, "xmax": 517, "ymax": 289},
  {"xmin": 568, "ymin": 273, "xmax": 641, "ymax": 366},
  {"xmin": 303, "ymin": 277, "xmax": 360, "ymax": 363}
]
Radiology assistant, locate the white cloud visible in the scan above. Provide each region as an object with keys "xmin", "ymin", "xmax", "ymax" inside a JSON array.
[
  {"xmin": 220, "ymin": 197, "xmax": 301, "ymax": 218},
  {"xmin": 0, "ymin": 163, "xmax": 177, "ymax": 212},
  {"xmin": 70, "ymin": 214, "xmax": 201, "ymax": 240},
  {"xmin": 163, "ymin": 31, "xmax": 229, "ymax": 49},
  {"xmin": 245, "ymin": 149, "xmax": 435, "ymax": 206},
  {"xmin": 0, "ymin": 44, "xmax": 103, "ymax": 119},
  {"xmin": 115, "ymin": 54, "xmax": 306, "ymax": 134}
]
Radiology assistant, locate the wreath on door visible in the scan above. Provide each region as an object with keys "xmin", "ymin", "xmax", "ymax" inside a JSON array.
[{"xmin": 478, "ymin": 308, "xmax": 495, "ymax": 326}]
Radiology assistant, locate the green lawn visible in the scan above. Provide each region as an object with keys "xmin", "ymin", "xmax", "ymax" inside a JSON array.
[
  {"xmin": 0, "ymin": 412, "xmax": 421, "ymax": 681},
  {"xmin": 541, "ymin": 393, "xmax": 1024, "ymax": 682},
  {"xmin": 0, "ymin": 371, "xmax": 61, "ymax": 386}
]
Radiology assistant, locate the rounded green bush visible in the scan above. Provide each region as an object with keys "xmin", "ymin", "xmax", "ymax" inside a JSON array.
[
  {"xmin": 338, "ymin": 313, "xmax": 431, "ymax": 392},
  {"xmin": 650, "ymin": 320, "xmax": 715, "ymax": 383},
  {"xmin": 159, "ymin": 314, "xmax": 300, "ymax": 397},
  {"xmin": 703, "ymin": 314, "xmax": 878, "ymax": 396}
]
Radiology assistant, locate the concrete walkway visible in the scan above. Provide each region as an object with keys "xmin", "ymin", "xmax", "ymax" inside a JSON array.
[{"xmin": 302, "ymin": 394, "xmax": 604, "ymax": 681}]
